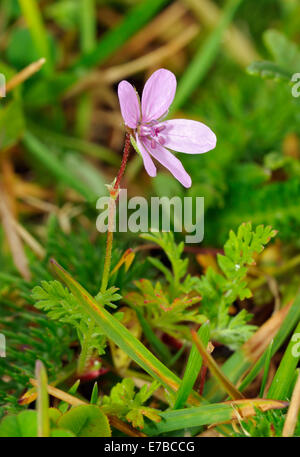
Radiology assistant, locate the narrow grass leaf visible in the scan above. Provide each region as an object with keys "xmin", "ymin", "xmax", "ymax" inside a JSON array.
[
  {"xmin": 174, "ymin": 321, "xmax": 210, "ymax": 410},
  {"xmin": 90, "ymin": 382, "xmax": 99, "ymax": 405},
  {"xmin": 267, "ymin": 322, "xmax": 300, "ymax": 400},
  {"xmin": 35, "ymin": 360, "xmax": 50, "ymax": 437},
  {"xmin": 74, "ymin": 0, "xmax": 169, "ymax": 70},
  {"xmin": 144, "ymin": 399, "xmax": 288, "ymax": 435},
  {"xmin": 259, "ymin": 339, "xmax": 273, "ymax": 398},
  {"xmin": 191, "ymin": 329, "xmax": 244, "ymax": 400},
  {"xmin": 18, "ymin": 0, "xmax": 53, "ymax": 75},
  {"xmin": 170, "ymin": 0, "xmax": 243, "ymax": 113},
  {"xmin": 205, "ymin": 295, "xmax": 300, "ymax": 401},
  {"xmin": 29, "ymin": 123, "xmax": 119, "ymax": 165},
  {"xmin": 23, "ymin": 131, "xmax": 97, "ymax": 203}
]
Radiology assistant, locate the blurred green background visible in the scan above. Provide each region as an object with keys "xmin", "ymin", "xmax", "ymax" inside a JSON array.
[{"xmin": 1, "ymin": 0, "xmax": 300, "ymax": 251}]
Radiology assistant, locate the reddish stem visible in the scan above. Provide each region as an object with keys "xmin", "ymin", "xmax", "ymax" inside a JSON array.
[
  {"xmin": 114, "ymin": 132, "xmax": 131, "ymax": 190},
  {"xmin": 100, "ymin": 133, "xmax": 131, "ymax": 294}
]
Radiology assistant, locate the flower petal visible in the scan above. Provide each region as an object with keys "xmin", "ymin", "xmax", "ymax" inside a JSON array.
[
  {"xmin": 141, "ymin": 69, "xmax": 176, "ymax": 123},
  {"xmin": 143, "ymin": 138, "xmax": 191, "ymax": 188},
  {"xmin": 159, "ymin": 119, "xmax": 216, "ymax": 154},
  {"xmin": 136, "ymin": 135, "xmax": 157, "ymax": 177},
  {"xmin": 118, "ymin": 80, "xmax": 140, "ymax": 129}
]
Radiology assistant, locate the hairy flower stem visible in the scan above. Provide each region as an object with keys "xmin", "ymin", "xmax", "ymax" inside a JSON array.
[
  {"xmin": 114, "ymin": 132, "xmax": 131, "ymax": 190},
  {"xmin": 100, "ymin": 133, "xmax": 131, "ymax": 294}
]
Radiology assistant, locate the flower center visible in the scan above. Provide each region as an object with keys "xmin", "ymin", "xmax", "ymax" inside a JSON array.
[{"xmin": 138, "ymin": 121, "xmax": 166, "ymax": 149}]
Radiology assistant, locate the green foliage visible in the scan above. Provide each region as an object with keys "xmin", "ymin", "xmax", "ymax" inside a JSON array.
[
  {"xmin": 51, "ymin": 258, "xmax": 188, "ymax": 398},
  {"xmin": 58, "ymin": 380, "xmax": 81, "ymax": 414},
  {"xmin": 0, "ymin": 294, "xmax": 74, "ymax": 413},
  {"xmin": 45, "ymin": 0, "xmax": 78, "ymax": 30},
  {"xmin": 140, "ymin": 231, "xmax": 203, "ymax": 298},
  {"xmin": 24, "ymin": 132, "xmax": 98, "ymax": 203},
  {"xmin": 182, "ymin": 46, "xmax": 300, "ymax": 246},
  {"xmin": 209, "ymin": 179, "xmax": 300, "ymax": 243},
  {"xmin": 74, "ymin": 0, "xmax": 169, "ymax": 70},
  {"xmin": 174, "ymin": 322, "xmax": 210, "ymax": 410},
  {"xmin": 0, "ymin": 405, "xmax": 111, "ymax": 437},
  {"xmin": 125, "ymin": 279, "xmax": 205, "ymax": 340},
  {"xmin": 267, "ymin": 322, "xmax": 300, "ymax": 400},
  {"xmin": 32, "ymin": 279, "xmax": 123, "ymax": 375},
  {"xmin": 170, "ymin": 0, "xmax": 243, "ymax": 113},
  {"xmin": 0, "ymin": 410, "xmax": 38, "ymax": 437},
  {"xmin": 102, "ymin": 378, "xmax": 161, "ymax": 429},
  {"xmin": 195, "ymin": 223, "xmax": 276, "ymax": 349},
  {"xmin": 45, "ymin": 216, "xmax": 149, "ymax": 295},
  {"xmin": 138, "ymin": 225, "xmax": 275, "ymax": 350},
  {"xmin": 32, "ymin": 280, "xmax": 111, "ymax": 357},
  {"xmin": 0, "ymin": 98, "xmax": 25, "ymax": 150},
  {"xmin": 233, "ymin": 409, "xmax": 300, "ymax": 437},
  {"xmin": 248, "ymin": 61, "xmax": 292, "ymax": 80},
  {"xmin": 6, "ymin": 28, "xmax": 40, "ymax": 68},
  {"xmin": 144, "ymin": 399, "xmax": 288, "ymax": 435},
  {"xmin": 141, "ymin": 232, "xmax": 189, "ymax": 297},
  {"xmin": 57, "ymin": 405, "xmax": 111, "ymax": 437},
  {"xmin": 248, "ymin": 29, "xmax": 300, "ymax": 80}
]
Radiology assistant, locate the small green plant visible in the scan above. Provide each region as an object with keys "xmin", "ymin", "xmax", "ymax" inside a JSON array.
[
  {"xmin": 233, "ymin": 409, "xmax": 300, "ymax": 437},
  {"xmin": 125, "ymin": 279, "xmax": 205, "ymax": 340},
  {"xmin": 101, "ymin": 378, "xmax": 161, "ymax": 429},
  {"xmin": 128, "ymin": 224, "xmax": 276, "ymax": 350},
  {"xmin": 32, "ymin": 280, "xmax": 122, "ymax": 375},
  {"xmin": 195, "ymin": 223, "xmax": 277, "ymax": 348}
]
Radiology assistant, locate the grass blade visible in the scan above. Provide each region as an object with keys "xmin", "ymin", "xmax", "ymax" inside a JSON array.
[
  {"xmin": 191, "ymin": 329, "xmax": 244, "ymax": 400},
  {"xmin": 144, "ymin": 398, "xmax": 288, "ymax": 435},
  {"xmin": 74, "ymin": 0, "xmax": 169, "ymax": 70},
  {"xmin": 259, "ymin": 339, "xmax": 273, "ymax": 398},
  {"xmin": 170, "ymin": 0, "xmax": 243, "ymax": 113},
  {"xmin": 267, "ymin": 322, "xmax": 300, "ymax": 400},
  {"xmin": 29, "ymin": 123, "xmax": 119, "ymax": 165},
  {"xmin": 23, "ymin": 131, "xmax": 97, "ymax": 203},
  {"xmin": 173, "ymin": 321, "xmax": 210, "ymax": 410},
  {"xmin": 205, "ymin": 297, "xmax": 300, "ymax": 401},
  {"xmin": 18, "ymin": 0, "xmax": 52, "ymax": 75},
  {"xmin": 238, "ymin": 301, "xmax": 300, "ymax": 395},
  {"xmin": 35, "ymin": 360, "xmax": 50, "ymax": 437}
]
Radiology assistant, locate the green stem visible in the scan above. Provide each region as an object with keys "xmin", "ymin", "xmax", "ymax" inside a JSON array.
[
  {"xmin": 100, "ymin": 133, "xmax": 131, "ymax": 294},
  {"xmin": 100, "ymin": 201, "xmax": 116, "ymax": 294}
]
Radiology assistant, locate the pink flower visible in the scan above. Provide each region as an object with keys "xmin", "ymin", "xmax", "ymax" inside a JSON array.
[{"xmin": 118, "ymin": 68, "xmax": 216, "ymax": 188}]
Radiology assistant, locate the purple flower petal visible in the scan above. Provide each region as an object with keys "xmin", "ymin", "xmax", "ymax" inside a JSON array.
[
  {"xmin": 118, "ymin": 80, "xmax": 140, "ymax": 129},
  {"xmin": 143, "ymin": 138, "xmax": 191, "ymax": 188},
  {"xmin": 136, "ymin": 135, "xmax": 157, "ymax": 177},
  {"xmin": 159, "ymin": 119, "xmax": 216, "ymax": 154},
  {"xmin": 141, "ymin": 69, "xmax": 176, "ymax": 123}
]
